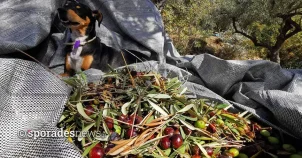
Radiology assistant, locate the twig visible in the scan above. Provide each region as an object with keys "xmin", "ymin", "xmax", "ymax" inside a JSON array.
[{"xmin": 120, "ymin": 51, "xmax": 136, "ymax": 87}]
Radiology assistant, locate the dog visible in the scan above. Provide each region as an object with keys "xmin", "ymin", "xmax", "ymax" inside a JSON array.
[{"xmin": 58, "ymin": 0, "xmax": 148, "ymax": 76}]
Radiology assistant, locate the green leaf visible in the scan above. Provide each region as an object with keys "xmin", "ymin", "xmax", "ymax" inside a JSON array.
[
  {"xmin": 79, "ymin": 72, "xmax": 87, "ymax": 84},
  {"xmin": 59, "ymin": 115, "xmax": 66, "ymax": 123},
  {"xmin": 64, "ymin": 115, "xmax": 75, "ymax": 123},
  {"xmin": 76, "ymin": 103, "xmax": 93, "ymax": 121},
  {"xmin": 146, "ymin": 115, "xmax": 155, "ymax": 124},
  {"xmin": 103, "ymin": 103, "xmax": 109, "ymax": 117},
  {"xmin": 69, "ymin": 89, "xmax": 79, "ymax": 101},
  {"xmin": 231, "ymin": 128, "xmax": 240, "ymax": 136},
  {"xmin": 78, "ymin": 123, "xmax": 95, "ymax": 141},
  {"xmin": 103, "ymin": 121, "xmax": 110, "ymax": 135},
  {"xmin": 121, "ymin": 97, "xmax": 134, "ymax": 115},
  {"xmin": 180, "ymin": 115, "xmax": 198, "ymax": 121},
  {"xmin": 179, "ymin": 126, "xmax": 186, "ymax": 140},
  {"xmin": 178, "ymin": 104, "xmax": 195, "ymax": 113},
  {"xmin": 63, "ymin": 78, "xmax": 78, "ymax": 87},
  {"xmin": 213, "ymin": 147, "xmax": 221, "ymax": 154},
  {"xmin": 194, "ymin": 141, "xmax": 211, "ymax": 158},
  {"xmin": 113, "ymin": 119, "xmax": 122, "ymax": 135},
  {"xmin": 179, "ymin": 119, "xmax": 196, "ymax": 130},
  {"xmin": 163, "ymin": 148, "xmax": 172, "ymax": 156},
  {"xmin": 147, "ymin": 99, "xmax": 168, "ymax": 116},
  {"xmin": 169, "ymin": 150, "xmax": 179, "ymax": 158},
  {"xmin": 96, "ymin": 112, "xmax": 102, "ymax": 131},
  {"xmin": 179, "ymin": 87, "xmax": 187, "ymax": 95},
  {"xmin": 95, "ymin": 133, "xmax": 109, "ymax": 141},
  {"xmin": 177, "ymin": 143, "xmax": 188, "ymax": 154},
  {"xmin": 215, "ymin": 104, "xmax": 229, "ymax": 109},
  {"xmin": 170, "ymin": 104, "xmax": 175, "ymax": 114},
  {"xmin": 147, "ymin": 94, "xmax": 171, "ymax": 99},
  {"xmin": 81, "ymin": 141, "xmax": 100, "ymax": 157}
]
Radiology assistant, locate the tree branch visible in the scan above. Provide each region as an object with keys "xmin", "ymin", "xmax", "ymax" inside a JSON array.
[
  {"xmin": 231, "ymin": 17, "xmax": 270, "ymax": 48},
  {"xmin": 284, "ymin": 18, "xmax": 302, "ymax": 39}
]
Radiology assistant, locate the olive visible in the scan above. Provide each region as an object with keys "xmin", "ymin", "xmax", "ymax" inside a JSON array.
[
  {"xmin": 205, "ymin": 147, "xmax": 214, "ymax": 156},
  {"xmin": 125, "ymin": 128, "xmax": 138, "ymax": 138},
  {"xmin": 268, "ymin": 136, "xmax": 279, "ymax": 145},
  {"xmin": 89, "ymin": 146, "xmax": 105, "ymax": 158},
  {"xmin": 216, "ymin": 119, "xmax": 224, "ymax": 126},
  {"xmin": 194, "ymin": 120, "xmax": 206, "ymax": 129},
  {"xmin": 192, "ymin": 145, "xmax": 200, "ymax": 155},
  {"xmin": 209, "ymin": 111, "xmax": 216, "ymax": 117},
  {"xmin": 207, "ymin": 124, "xmax": 217, "ymax": 133},
  {"xmin": 160, "ymin": 136, "xmax": 171, "ymax": 150},
  {"xmin": 260, "ymin": 130, "xmax": 270, "ymax": 137},
  {"xmin": 283, "ymin": 144, "xmax": 296, "ymax": 153},
  {"xmin": 129, "ymin": 114, "xmax": 143, "ymax": 124},
  {"xmin": 84, "ymin": 105, "xmax": 94, "ymax": 116},
  {"xmin": 171, "ymin": 134, "xmax": 183, "ymax": 149},
  {"xmin": 191, "ymin": 155, "xmax": 201, "ymax": 158},
  {"xmin": 183, "ymin": 126, "xmax": 192, "ymax": 135},
  {"xmin": 238, "ymin": 153, "xmax": 248, "ymax": 158},
  {"xmin": 109, "ymin": 132, "xmax": 120, "ymax": 141},
  {"xmin": 229, "ymin": 148, "xmax": 239, "ymax": 157},
  {"xmin": 93, "ymin": 99, "xmax": 100, "ymax": 105},
  {"xmin": 105, "ymin": 118, "xmax": 114, "ymax": 129},
  {"xmin": 290, "ymin": 154, "xmax": 302, "ymax": 158},
  {"xmin": 164, "ymin": 127, "xmax": 174, "ymax": 137}
]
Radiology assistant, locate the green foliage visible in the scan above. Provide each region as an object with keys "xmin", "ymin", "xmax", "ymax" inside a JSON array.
[
  {"xmin": 155, "ymin": 0, "xmax": 302, "ymax": 68},
  {"xmin": 280, "ymin": 32, "xmax": 302, "ymax": 68},
  {"xmin": 161, "ymin": 0, "xmax": 213, "ymax": 54}
]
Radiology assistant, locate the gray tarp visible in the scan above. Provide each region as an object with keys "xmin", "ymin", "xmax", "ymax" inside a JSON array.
[{"xmin": 0, "ymin": 0, "xmax": 301, "ymax": 157}]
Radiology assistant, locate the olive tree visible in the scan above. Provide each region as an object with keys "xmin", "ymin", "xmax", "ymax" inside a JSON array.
[{"xmin": 213, "ymin": 0, "xmax": 302, "ymax": 63}]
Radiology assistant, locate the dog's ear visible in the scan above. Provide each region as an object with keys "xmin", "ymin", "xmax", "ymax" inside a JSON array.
[{"xmin": 92, "ymin": 10, "xmax": 103, "ymax": 27}]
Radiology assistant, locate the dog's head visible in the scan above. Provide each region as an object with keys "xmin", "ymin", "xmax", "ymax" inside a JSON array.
[{"xmin": 58, "ymin": 0, "xmax": 103, "ymax": 35}]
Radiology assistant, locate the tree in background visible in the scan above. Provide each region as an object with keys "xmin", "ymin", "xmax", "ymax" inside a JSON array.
[{"xmin": 213, "ymin": 0, "xmax": 302, "ymax": 63}]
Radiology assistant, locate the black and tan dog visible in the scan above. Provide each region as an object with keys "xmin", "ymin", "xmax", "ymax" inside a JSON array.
[{"xmin": 58, "ymin": 0, "xmax": 147, "ymax": 76}]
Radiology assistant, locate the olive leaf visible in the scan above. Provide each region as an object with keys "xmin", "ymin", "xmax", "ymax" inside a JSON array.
[
  {"xmin": 194, "ymin": 141, "xmax": 211, "ymax": 158},
  {"xmin": 78, "ymin": 123, "xmax": 95, "ymax": 141},
  {"xmin": 147, "ymin": 99, "xmax": 168, "ymax": 116},
  {"xmin": 147, "ymin": 94, "xmax": 171, "ymax": 99},
  {"xmin": 177, "ymin": 104, "xmax": 195, "ymax": 113},
  {"xmin": 179, "ymin": 119, "xmax": 196, "ymax": 130},
  {"xmin": 76, "ymin": 103, "xmax": 94, "ymax": 121},
  {"xmin": 215, "ymin": 103, "xmax": 229, "ymax": 109},
  {"xmin": 121, "ymin": 97, "xmax": 134, "ymax": 115},
  {"xmin": 81, "ymin": 141, "xmax": 100, "ymax": 157}
]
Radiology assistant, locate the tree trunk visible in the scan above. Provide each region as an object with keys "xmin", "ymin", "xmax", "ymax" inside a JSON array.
[{"xmin": 268, "ymin": 48, "xmax": 281, "ymax": 64}]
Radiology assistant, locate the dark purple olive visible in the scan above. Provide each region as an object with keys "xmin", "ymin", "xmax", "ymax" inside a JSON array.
[
  {"xmin": 205, "ymin": 147, "xmax": 214, "ymax": 156},
  {"xmin": 164, "ymin": 127, "xmax": 175, "ymax": 136},
  {"xmin": 160, "ymin": 136, "xmax": 171, "ymax": 150},
  {"xmin": 171, "ymin": 134, "xmax": 183, "ymax": 149},
  {"xmin": 192, "ymin": 145, "xmax": 200, "ymax": 155},
  {"xmin": 105, "ymin": 118, "xmax": 114, "ymax": 129},
  {"xmin": 84, "ymin": 105, "xmax": 94, "ymax": 116},
  {"xmin": 109, "ymin": 132, "xmax": 120, "ymax": 141},
  {"xmin": 125, "ymin": 128, "xmax": 138, "ymax": 138},
  {"xmin": 191, "ymin": 155, "xmax": 201, "ymax": 158}
]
